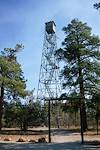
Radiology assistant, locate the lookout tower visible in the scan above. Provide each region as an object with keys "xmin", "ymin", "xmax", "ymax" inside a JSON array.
[
  {"xmin": 45, "ymin": 21, "xmax": 56, "ymax": 34},
  {"xmin": 37, "ymin": 21, "xmax": 61, "ymax": 100}
]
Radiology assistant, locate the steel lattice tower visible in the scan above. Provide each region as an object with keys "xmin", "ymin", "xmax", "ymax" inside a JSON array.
[{"xmin": 37, "ymin": 21, "xmax": 61, "ymax": 100}]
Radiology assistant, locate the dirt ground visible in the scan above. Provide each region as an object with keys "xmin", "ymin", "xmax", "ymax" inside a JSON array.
[
  {"xmin": 0, "ymin": 127, "xmax": 100, "ymax": 143},
  {"xmin": 0, "ymin": 127, "xmax": 100, "ymax": 150}
]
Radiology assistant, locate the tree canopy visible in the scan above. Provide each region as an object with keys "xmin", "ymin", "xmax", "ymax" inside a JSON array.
[
  {"xmin": 94, "ymin": 2, "xmax": 100, "ymax": 10},
  {"xmin": 0, "ymin": 44, "xmax": 27, "ymax": 99},
  {"xmin": 56, "ymin": 19, "xmax": 100, "ymax": 97},
  {"xmin": 0, "ymin": 44, "xmax": 27, "ymax": 129},
  {"xmin": 55, "ymin": 19, "xmax": 100, "ymax": 139}
]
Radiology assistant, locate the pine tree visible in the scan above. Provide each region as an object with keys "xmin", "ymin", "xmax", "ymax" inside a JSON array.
[
  {"xmin": 0, "ymin": 44, "xmax": 27, "ymax": 130},
  {"xmin": 55, "ymin": 19, "xmax": 100, "ymax": 142}
]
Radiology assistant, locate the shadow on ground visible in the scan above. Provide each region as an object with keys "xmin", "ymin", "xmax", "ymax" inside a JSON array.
[
  {"xmin": 0, "ymin": 129, "xmax": 47, "ymax": 135},
  {"xmin": 51, "ymin": 128, "xmax": 80, "ymax": 136},
  {"xmin": 0, "ymin": 128, "xmax": 79, "ymax": 136},
  {"xmin": 0, "ymin": 142, "xmax": 100, "ymax": 150}
]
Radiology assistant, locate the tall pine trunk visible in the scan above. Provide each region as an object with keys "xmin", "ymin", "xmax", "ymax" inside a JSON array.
[
  {"xmin": 79, "ymin": 66, "xmax": 87, "ymax": 144},
  {"xmin": 0, "ymin": 85, "xmax": 4, "ymax": 130},
  {"xmin": 80, "ymin": 102, "xmax": 87, "ymax": 131},
  {"xmin": 78, "ymin": 54, "xmax": 87, "ymax": 132},
  {"xmin": 79, "ymin": 70, "xmax": 87, "ymax": 132},
  {"xmin": 80, "ymin": 75, "xmax": 87, "ymax": 143}
]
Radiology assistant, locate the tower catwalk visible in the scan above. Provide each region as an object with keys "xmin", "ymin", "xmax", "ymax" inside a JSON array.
[{"xmin": 37, "ymin": 21, "xmax": 61, "ymax": 100}]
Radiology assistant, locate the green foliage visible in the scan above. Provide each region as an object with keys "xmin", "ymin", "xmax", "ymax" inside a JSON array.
[
  {"xmin": 87, "ymin": 92, "xmax": 100, "ymax": 134},
  {"xmin": 0, "ymin": 44, "xmax": 27, "ymax": 100},
  {"xmin": 60, "ymin": 92, "xmax": 80, "ymax": 112},
  {"xmin": 4, "ymin": 100, "xmax": 48, "ymax": 130},
  {"xmin": 27, "ymin": 100, "xmax": 48, "ymax": 127},
  {"xmin": 4, "ymin": 101, "xmax": 21, "ymax": 127},
  {"xmin": 91, "ymin": 92, "xmax": 100, "ymax": 110},
  {"xmin": 87, "ymin": 92, "xmax": 100, "ymax": 114},
  {"xmin": 55, "ymin": 19, "xmax": 100, "ymax": 97},
  {"xmin": 0, "ymin": 44, "xmax": 28, "ymax": 130},
  {"xmin": 55, "ymin": 19, "xmax": 100, "ymax": 132},
  {"xmin": 94, "ymin": 2, "xmax": 100, "ymax": 10}
]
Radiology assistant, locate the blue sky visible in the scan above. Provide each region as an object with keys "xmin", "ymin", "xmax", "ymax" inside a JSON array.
[{"xmin": 0, "ymin": 0, "xmax": 100, "ymax": 93}]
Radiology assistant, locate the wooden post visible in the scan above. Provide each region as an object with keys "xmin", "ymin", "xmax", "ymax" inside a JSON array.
[{"xmin": 48, "ymin": 99, "xmax": 51, "ymax": 143}]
